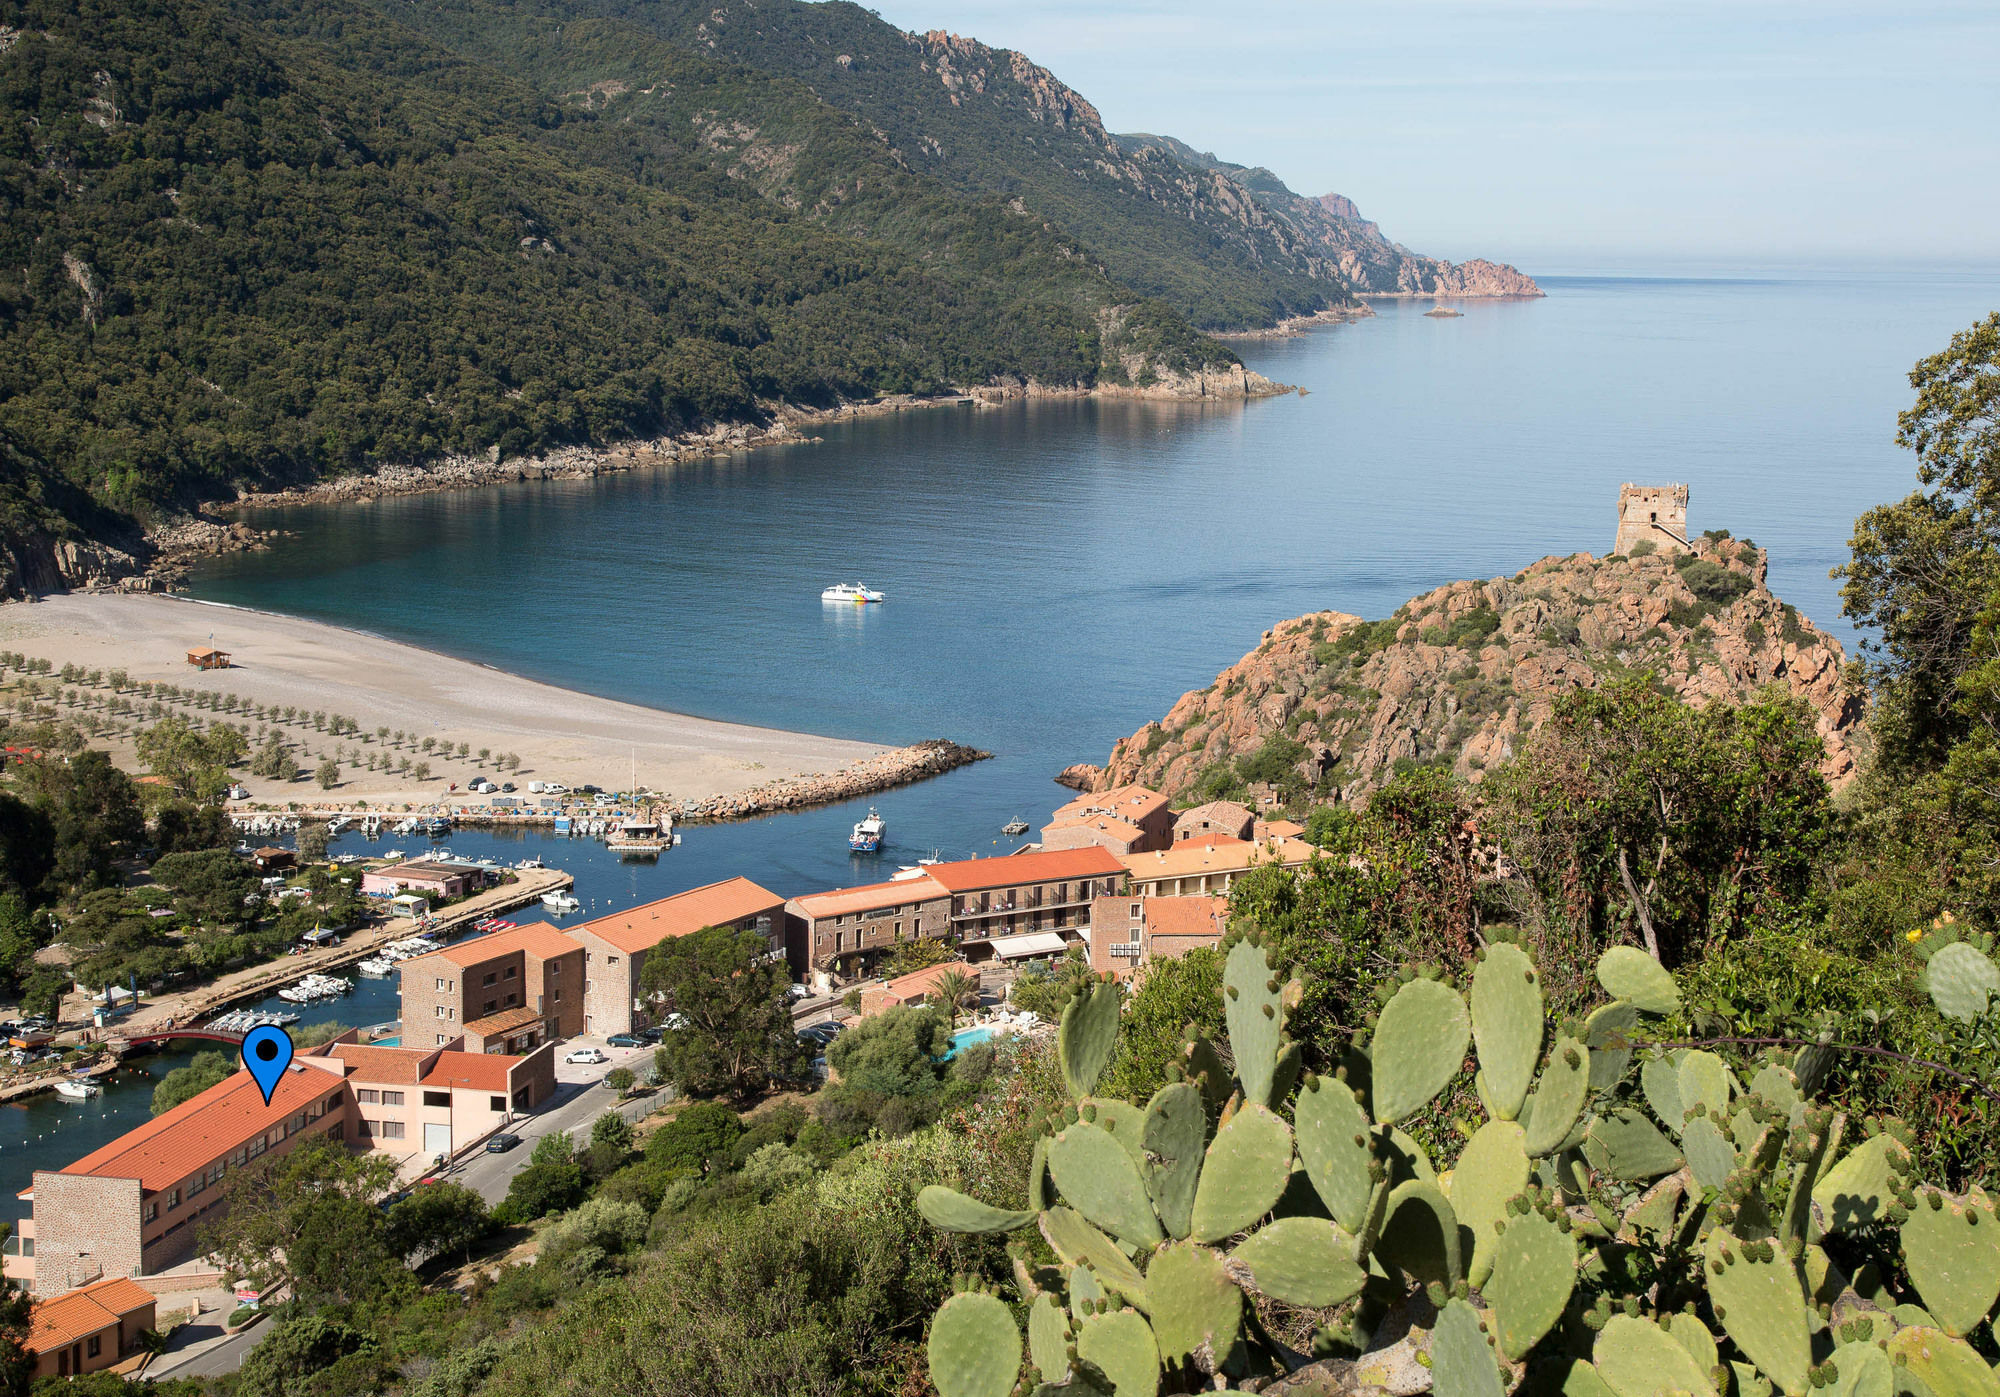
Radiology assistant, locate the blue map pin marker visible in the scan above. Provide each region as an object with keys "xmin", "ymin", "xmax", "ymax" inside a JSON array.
[{"xmin": 242, "ymin": 1025, "xmax": 294, "ymax": 1106}]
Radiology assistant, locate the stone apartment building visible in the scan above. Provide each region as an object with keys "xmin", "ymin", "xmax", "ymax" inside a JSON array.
[
  {"xmin": 21, "ymin": 1035, "xmax": 551, "ymax": 1295},
  {"xmin": 1088, "ymin": 894, "xmax": 1229, "ymax": 979},
  {"xmin": 1172, "ymin": 800, "xmax": 1254, "ymax": 843},
  {"xmin": 1120, "ymin": 832, "xmax": 1317, "ymax": 898},
  {"xmin": 787, "ymin": 876, "xmax": 951, "ymax": 980},
  {"xmin": 925, "ymin": 846, "xmax": 1127, "ymax": 962},
  {"xmin": 567, "ymin": 877, "xmax": 785, "ymax": 1036},
  {"xmin": 397, "ymin": 923, "xmax": 585, "ymax": 1050},
  {"xmin": 1040, "ymin": 784, "xmax": 1174, "ymax": 856}
]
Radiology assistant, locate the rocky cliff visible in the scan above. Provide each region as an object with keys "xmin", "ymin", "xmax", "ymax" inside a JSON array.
[{"xmin": 1090, "ymin": 537, "xmax": 1860, "ymax": 804}]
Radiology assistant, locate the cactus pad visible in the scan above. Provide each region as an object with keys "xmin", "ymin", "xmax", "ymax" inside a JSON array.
[
  {"xmin": 1882, "ymin": 1326, "xmax": 2000, "ymax": 1397},
  {"xmin": 1225, "ymin": 1216, "xmax": 1366, "ymax": 1308},
  {"xmin": 1029, "ymin": 1291, "xmax": 1071, "ymax": 1380},
  {"xmin": 1059, "ymin": 978, "xmax": 1121, "ymax": 1101},
  {"xmin": 1075, "ymin": 1308, "xmax": 1159, "ymax": 1397},
  {"xmin": 1748, "ymin": 1063, "xmax": 1804, "ymax": 1122},
  {"xmin": 1596, "ymin": 945, "xmax": 1681, "ymax": 1014},
  {"xmin": 1223, "ymin": 936, "xmax": 1286, "ymax": 1107},
  {"xmin": 1472, "ymin": 942, "xmax": 1543, "ymax": 1122},
  {"xmin": 1592, "ymin": 1314, "xmax": 1720, "ymax": 1397},
  {"xmin": 1084, "ymin": 1098, "xmax": 1150, "ymax": 1169},
  {"xmin": 1522, "ymin": 1033, "xmax": 1591, "ymax": 1157},
  {"xmin": 1584, "ymin": 1001, "xmax": 1642, "ymax": 1091},
  {"xmin": 1584, "ymin": 1108, "xmax": 1684, "ymax": 1182},
  {"xmin": 1188, "ymin": 1102, "xmax": 1292, "ymax": 1243},
  {"xmin": 1660, "ymin": 1312, "xmax": 1717, "ymax": 1375},
  {"xmin": 1141, "ymin": 1081, "xmax": 1206, "ymax": 1240},
  {"xmin": 1181, "ymin": 1032, "xmax": 1233, "ymax": 1114},
  {"xmin": 1486, "ymin": 1207, "xmax": 1577, "ymax": 1361},
  {"xmin": 1041, "ymin": 1207, "xmax": 1150, "ymax": 1310},
  {"xmin": 1675, "ymin": 1050, "xmax": 1731, "ymax": 1122},
  {"xmin": 1680, "ymin": 1116, "xmax": 1738, "ymax": 1194},
  {"xmin": 1431, "ymin": 1297, "xmax": 1505, "ymax": 1397},
  {"xmin": 1447, "ymin": 1119, "xmax": 1529, "ymax": 1288},
  {"xmin": 1294, "ymin": 1075, "xmax": 1375, "ymax": 1230},
  {"xmin": 1374, "ymin": 1178, "xmax": 1463, "ymax": 1288},
  {"xmin": 1068, "ymin": 1263, "xmax": 1107, "ymax": 1321},
  {"xmin": 1901, "ymin": 1188, "xmax": 2000, "ymax": 1338},
  {"xmin": 1640, "ymin": 1054, "xmax": 1685, "ymax": 1134},
  {"xmin": 1049, "ymin": 1119, "xmax": 1165, "ymax": 1247},
  {"xmin": 1703, "ymin": 1226, "xmax": 1811, "ymax": 1396},
  {"xmin": 1143, "ymin": 1241, "xmax": 1241, "ymax": 1371},
  {"xmin": 1922, "ymin": 940, "xmax": 2000, "ymax": 1025},
  {"xmin": 917, "ymin": 1185, "xmax": 1037, "ymax": 1235},
  {"xmin": 1826, "ymin": 1341, "xmax": 1892, "ymax": 1397},
  {"xmin": 1370, "ymin": 977, "xmax": 1471, "ymax": 1124},
  {"xmin": 1812, "ymin": 1133, "xmax": 1903, "ymax": 1235},
  {"xmin": 928, "ymin": 1290, "xmax": 1023, "ymax": 1397}
]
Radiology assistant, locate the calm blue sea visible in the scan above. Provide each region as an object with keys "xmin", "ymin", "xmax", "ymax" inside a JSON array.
[{"xmin": 11, "ymin": 266, "xmax": 1992, "ymax": 1219}]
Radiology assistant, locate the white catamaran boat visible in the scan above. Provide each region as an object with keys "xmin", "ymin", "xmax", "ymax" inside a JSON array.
[
  {"xmin": 54, "ymin": 1079, "xmax": 101, "ymax": 1100},
  {"xmin": 820, "ymin": 583, "xmax": 885, "ymax": 604}
]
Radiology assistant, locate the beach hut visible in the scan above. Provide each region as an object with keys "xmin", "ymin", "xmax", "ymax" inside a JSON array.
[{"xmin": 185, "ymin": 646, "xmax": 230, "ymax": 671}]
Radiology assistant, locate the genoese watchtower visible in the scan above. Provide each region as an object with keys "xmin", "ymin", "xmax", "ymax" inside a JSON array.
[{"xmin": 1614, "ymin": 482, "xmax": 1690, "ymax": 556}]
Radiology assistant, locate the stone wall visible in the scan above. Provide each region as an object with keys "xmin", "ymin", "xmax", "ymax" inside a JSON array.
[
  {"xmin": 1614, "ymin": 483, "xmax": 1690, "ymax": 555},
  {"xmin": 28, "ymin": 1173, "xmax": 141, "ymax": 1296}
]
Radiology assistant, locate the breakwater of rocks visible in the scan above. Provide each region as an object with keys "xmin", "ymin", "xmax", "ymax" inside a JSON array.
[{"xmin": 671, "ymin": 739, "xmax": 992, "ymax": 822}]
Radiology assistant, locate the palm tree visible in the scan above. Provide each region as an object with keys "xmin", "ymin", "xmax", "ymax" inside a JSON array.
[{"xmin": 931, "ymin": 969, "xmax": 979, "ymax": 1024}]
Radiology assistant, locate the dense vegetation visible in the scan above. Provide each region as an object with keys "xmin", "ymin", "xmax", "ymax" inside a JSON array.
[{"xmin": 0, "ymin": 0, "xmax": 1237, "ymax": 549}]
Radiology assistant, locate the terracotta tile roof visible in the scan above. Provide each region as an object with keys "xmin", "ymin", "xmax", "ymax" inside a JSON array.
[
  {"xmin": 463, "ymin": 1005, "xmax": 543, "ymax": 1037},
  {"xmin": 402, "ymin": 923, "xmax": 581, "ymax": 971},
  {"xmin": 53, "ymin": 1065, "xmax": 343, "ymax": 1193},
  {"xmin": 923, "ymin": 846, "xmax": 1125, "ymax": 894},
  {"xmin": 1045, "ymin": 815, "xmax": 1145, "ymax": 843},
  {"xmin": 29, "ymin": 1276, "xmax": 154, "ymax": 1352},
  {"xmin": 879, "ymin": 961, "xmax": 974, "ymax": 1001},
  {"xmin": 326, "ymin": 1043, "xmax": 424, "ymax": 1084},
  {"xmin": 1173, "ymin": 800, "xmax": 1255, "ymax": 836},
  {"xmin": 574, "ymin": 877, "xmax": 783, "ymax": 954},
  {"xmin": 1121, "ymin": 836, "xmax": 1318, "ymax": 882},
  {"xmin": 1255, "ymin": 818, "xmax": 1307, "ymax": 840},
  {"xmin": 1048, "ymin": 784, "xmax": 1168, "ymax": 826},
  {"xmin": 791, "ymin": 877, "xmax": 945, "ymax": 919},
  {"xmin": 1142, "ymin": 896, "xmax": 1231, "ymax": 940},
  {"xmin": 420, "ymin": 1052, "xmax": 514, "ymax": 1093}
]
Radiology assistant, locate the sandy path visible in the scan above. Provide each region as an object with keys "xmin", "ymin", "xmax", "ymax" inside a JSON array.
[{"xmin": 0, "ymin": 593, "xmax": 887, "ymax": 806}]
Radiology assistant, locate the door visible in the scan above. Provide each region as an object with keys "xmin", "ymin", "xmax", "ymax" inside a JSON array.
[{"xmin": 424, "ymin": 1122, "xmax": 451, "ymax": 1157}]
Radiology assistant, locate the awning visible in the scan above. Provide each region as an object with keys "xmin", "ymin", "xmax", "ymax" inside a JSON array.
[{"xmin": 989, "ymin": 931, "xmax": 1069, "ymax": 960}]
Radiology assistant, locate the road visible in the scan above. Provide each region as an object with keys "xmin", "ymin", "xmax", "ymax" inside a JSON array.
[{"xmin": 447, "ymin": 1039, "xmax": 662, "ymax": 1203}]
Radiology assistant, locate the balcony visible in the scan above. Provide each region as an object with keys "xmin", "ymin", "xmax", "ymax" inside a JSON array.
[{"xmin": 1108, "ymin": 943, "xmax": 1141, "ymax": 959}]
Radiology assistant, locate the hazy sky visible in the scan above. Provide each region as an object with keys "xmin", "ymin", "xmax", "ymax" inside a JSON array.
[{"xmin": 859, "ymin": 1, "xmax": 1999, "ymax": 269}]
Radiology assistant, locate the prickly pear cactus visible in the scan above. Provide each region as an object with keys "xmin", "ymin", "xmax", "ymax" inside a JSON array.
[{"xmin": 917, "ymin": 937, "xmax": 2000, "ymax": 1397}]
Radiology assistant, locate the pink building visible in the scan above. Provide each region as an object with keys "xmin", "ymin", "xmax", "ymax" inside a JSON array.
[{"xmin": 360, "ymin": 860, "xmax": 479, "ymax": 900}]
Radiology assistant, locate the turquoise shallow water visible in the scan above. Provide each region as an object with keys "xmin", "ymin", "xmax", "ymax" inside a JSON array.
[{"xmin": 13, "ymin": 264, "xmax": 1997, "ymax": 1226}]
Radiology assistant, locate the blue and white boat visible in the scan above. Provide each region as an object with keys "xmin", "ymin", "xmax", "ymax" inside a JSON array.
[{"xmin": 849, "ymin": 808, "xmax": 885, "ymax": 853}]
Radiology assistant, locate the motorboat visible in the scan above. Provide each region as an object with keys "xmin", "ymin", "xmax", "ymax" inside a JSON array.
[
  {"xmin": 356, "ymin": 957, "xmax": 395, "ymax": 977},
  {"xmin": 1002, "ymin": 818, "xmax": 1030, "ymax": 836},
  {"xmin": 54, "ymin": 1079, "xmax": 101, "ymax": 1100},
  {"xmin": 541, "ymin": 889, "xmax": 582, "ymax": 914},
  {"xmin": 850, "ymin": 807, "xmax": 885, "ymax": 853},
  {"xmin": 278, "ymin": 973, "xmax": 352, "ymax": 1004},
  {"xmin": 606, "ymin": 818, "xmax": 671, "ymax": 859},
  {"xmin": 821, "ymin": 583, "xmax": 885, "ymax": 604}
]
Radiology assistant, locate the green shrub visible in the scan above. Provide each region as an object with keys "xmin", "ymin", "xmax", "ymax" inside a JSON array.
[
  {"xmin": 1628, "ymin": 538, "xmax": 1658, "ymax": 557},
  {"xmin": 1445, "ymin": 606, "xmax": 1501, "ymax": 648},
  {"xmin": 1674, "ymin": 555, "xmax": 1753, "ymax": 605},
  {"xmin": 644, "ymin": 1102, "xmax": 744, "ymax": 1172}
]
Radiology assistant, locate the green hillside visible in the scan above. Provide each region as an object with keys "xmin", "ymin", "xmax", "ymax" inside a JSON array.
[{"xmin": 0, "ymin": 0, "xmax": 1233, "ymax": 557}]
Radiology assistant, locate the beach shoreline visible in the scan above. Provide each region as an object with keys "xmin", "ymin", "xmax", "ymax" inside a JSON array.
[{"xmin": 0, "ymin": 593, "xmax": 987, "ymax": 818}]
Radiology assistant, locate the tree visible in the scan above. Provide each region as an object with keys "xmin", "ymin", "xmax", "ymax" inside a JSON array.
[
  {"xmin": 504, "ymin": 1133, "xmax": 586, "ymax": 1220},
  {"xmin": 825, "ymin": 1005, "xmax": 950, "ymax": 1097},
  {"xmin": 412, "ymin": 761, "xmax": 431, "ymax": 782},
  {"xmin": 200, "ymin": 1138, "xmax": 400, "ymax": 1307},
  {"xmin": 153, "ymin": 799, "xmax": 231, "ymax": 854},
  {"xmin": 385, "ymin": 1182, "xmax": 491, "ymax": 1268},
  {"xmin": 1099, "ymin": 947, "xmax": 1226, "ymax": 1101},
  {"xmin": 235, "ymin": 1314, "xmax": 377, "ymax": 1397},
  {"xmin": 0, "ymin": 793, "xmax": 54, "ymax": 903},
  {"xmin": 885, "ymin": 936, "xmax": 953, "ymax": 977},
  {"xmin": 643, "ymin": 1101, "xmax": 743, "ymax": 1172},
  {"xmin": 296, "ymin": 823, "xmax": 329, "ymax": 864},
  {"xmin": 25, "ymin": 751, "xmax": 142, "ymax": 895},
  {"xmin": 639, "ymin": 925, "xmax": 803, "ymax": 1098},
  {"xmin": 152, "ymin": 1051, "xmax": 232, "ymax": 1116},
  {"xmin": 605, "ymin": 1066, "xmax": 635, "ymax": 1094},
  {"xmin": 591, "ymin": 1110, "xmax": 634, "ymax": 1153},
  {"xmin": 315, "ymin": 757, "xmax": 340, "ymax": 790},
  {"xmin": 135, "ymin": 715, "xmax": 244, "ymax": 801},
  {"xmin": 929, "ymin": 968, "xmax": 978, "ymax": 1021}
]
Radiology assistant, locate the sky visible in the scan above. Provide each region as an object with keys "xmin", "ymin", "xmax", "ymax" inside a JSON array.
[{"xmin": 858, "ymin": 1, "xmax": 2000, "ymax": 270}]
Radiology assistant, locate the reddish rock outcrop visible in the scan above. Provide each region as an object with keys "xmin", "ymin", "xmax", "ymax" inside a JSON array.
[{"xmin": 1096, "ymin": 539, "xmax": 1860, "ymax": 802}]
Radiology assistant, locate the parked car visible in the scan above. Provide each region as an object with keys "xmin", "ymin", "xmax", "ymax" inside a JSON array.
[
  {"xmin": 542, "ymin": 783, "xmax": 569, "ymax": 796},
  {"xmin": 484, "ymin": 1133, "xmax": 522, "ymax": 1154},
  {"xmin": 786, "ymin": 983, "xmax": 813, "ymax": 1001},
  {"xmin": 577, "ymin": 784, "xmax": 601, "ymax": 795},
  {"xmin": 469, "ymin": 779, "xmax": 497, "ymax": 794},
  {"xmin": 605, "ymin": 1033, "xmax": 645, "ymax": 1048},
  {"xmin": 499, "ymin": 783, "xmax": 517, "ymax": 793},
  {"xmin": 593, "ymin": 792, "xmax": 617, "ymax": 806},
  {"xmin": 565, "ymin": 1047, "xmax": 607, "ymax": 1065}
]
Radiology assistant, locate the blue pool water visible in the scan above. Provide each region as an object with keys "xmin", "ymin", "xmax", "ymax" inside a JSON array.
[{"xmin": 944, "ymin": 1024, "xmax": 1000, "ymax": 1060}]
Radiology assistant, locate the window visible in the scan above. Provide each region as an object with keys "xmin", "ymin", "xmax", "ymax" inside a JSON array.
[
  {"xmin": 325, "ymin": 1093, "xmax": 342, "ymax": 1113},
  {"xmin": 1130, "ymin": 903, "xmax": 1142, "ymax": 919},
  {"xmin": 190, "ymin": 1174, "xmax": 206, "ymax": 1198},
  {"xmin": 423, "ymin": 1090, "xmax": 451, "ymax": 1108},
  {"xmin": 483, "ymin": 972, "xmax": 496, "ymax": 987},
  {"xmin": 505, "ymin": 993, "xmax": 517, "ymax": 1007},
  {"xmin": 382, "ymin": 1091, "xmax": 404, "ymax": 1107},
  {"xmin": 484, "ymin": 1000, "xmax": 497, "ymax": 1015},
  {"xmin": 248, "ymin": 1136, "xmax": 266, "ymax": 1159},
  {"xmin": 86, "ymin": 1335, "xmax": 100, "ymax": 1359},
  {"xmin": 435, "ymin": 977, "xmax": 448, "ymax": 991},
  {"xmin": 357, "ymin": 1088, "xmax": 379, "ymax": 1104},
  {"xmin": 606, "ymin": 955, "xmax": 618, "ymax": 965},
  {"xmin": 357, "ymin": 1118, "xmax": 375, "ymax": 1138},
  {"xmin": 435, "ymin": 1005, "xmax": 447, "ymax": 1018},
  {"xmin": 505, "ymin": 966, "xmax": 517, "ymax": 979},
  {"xmin": 490, "ymin": 1095, "xmax": 506, "ymax": 1112},
  {"xmin": 144, "ymin": 1202, "xmax": 158, "ymax": 1223},
  {"xmin": 549, "ymin": 961, "xmax": 560, "ymax": 975},
  {"xmin": 380, "ymin": 1120, "xmax": 405, "ymax": 1139},
  {"xmin": 435, "ymin": 1034, "xmax": 448, "ymax": 1045},
  {"xmin": 167, "ymin": 1188, "xmax": 180, "ymax": 1210}
]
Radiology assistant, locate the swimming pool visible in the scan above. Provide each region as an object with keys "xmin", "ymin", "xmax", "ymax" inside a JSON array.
[{"xmin": 942, "ymin": 1025, "xmax": 998, "ymax": 1060}]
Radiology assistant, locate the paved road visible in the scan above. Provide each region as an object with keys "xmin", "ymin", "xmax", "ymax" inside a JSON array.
[
  {"xmin": 151, "ymin": 1316, "xmax": 271, "ymax": 1381},
  {"xmin": 444, "ymin": 1039, "xmax": 661, "ymax": 1204}
]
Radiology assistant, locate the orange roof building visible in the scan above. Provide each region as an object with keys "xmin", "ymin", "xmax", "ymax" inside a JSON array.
[
  {"xmin": 1041, "ymin": 784, "xmax": 1174, "ymax": 856},
  {"xmin": 567, "ymin": 878, "xmax": 786, "ymax": 1036},
  {"xmin": 398, "ymin": 923, "xmax": 586, "ymax": 1051},
  {"xmin": 27, "ymin": 1275, "xmax": 155, "ymax": 1379},
  {"xmin": 24, "ymin": 1033, "xmax": 555, "ymax": 1296},
  {"xmin": 787, "ymin": 876, "xmax": 951, "ymax": 979},
  {"xmin": 857, "ymin": 961, "xmax": 976, "ymax": 1018},
  {"xmin": 922, "ymin": 847, "xmax": 1125, "ymax": 963},
  {"xmin": 1120, "ymin": 834, "xmax": 1317, "ymax": 899},
  {"xmin": 1089, "ymin": 894, "xmax": 1230, "ymax": 979},
  {"xmin": 1173, "ymin": 800, "xmax": 1255, "ymax": 844}
]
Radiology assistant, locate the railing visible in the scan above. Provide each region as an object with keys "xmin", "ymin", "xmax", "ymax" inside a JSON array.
[{"xmin": 1109, "ymin": 943, "xmax": 1141, "ymax": 958}]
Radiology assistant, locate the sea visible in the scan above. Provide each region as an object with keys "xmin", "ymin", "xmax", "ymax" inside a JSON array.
[{"xmin": 6, "ymin": 262, "xmax": 1995, "ymax": 1220}]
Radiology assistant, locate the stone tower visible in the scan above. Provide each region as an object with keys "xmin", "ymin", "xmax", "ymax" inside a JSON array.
[{"xmin": 1614, "ymin": 483, "xmax": 1690, "ymax": 555}]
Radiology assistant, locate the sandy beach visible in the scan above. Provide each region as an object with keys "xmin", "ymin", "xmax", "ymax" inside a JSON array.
[{"xmin": 0, "ymin": 593, "xmax": 901, "ymax": 809}]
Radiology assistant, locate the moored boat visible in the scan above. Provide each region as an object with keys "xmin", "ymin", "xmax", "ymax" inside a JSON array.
[
  {"xmin": 820, "ymin": 583, "xmax": 885, "ymax": 604},
  {"xmin": 541, "ymin": 889, "xmax": 581, "ymax": 913},
  {"xmin": 54, "ymin": 1079, "xmax": 101, "ymax": 1100},
  {"xmin": 850, "ymin": 807, "xmax": 886, "ymax": 853}
]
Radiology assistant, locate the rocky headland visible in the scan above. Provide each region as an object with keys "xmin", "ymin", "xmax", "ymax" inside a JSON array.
[{"xmin": 1080, "ymin": 536, "xmax": 1861, "ymax": 803}]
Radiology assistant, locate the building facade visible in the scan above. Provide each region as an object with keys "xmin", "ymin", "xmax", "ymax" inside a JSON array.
[
  {"xmin": 1088, "ymin": 895, "xmax": 1229, "ymax": 979},
  {"xmin": 21, "ymin": 1036, "xmax": 550, "ymax": 1295},
  {"xmin": 924, "ymin": 847, "xmax": 1127, "ymax": 962},
  {"xmin": 360, "ymin": 861, "xmax": 478, "ymax": 900},
  {"xmin": 1172, "ymin": 801, "xmax": 1255, "ymax": 843},
  {"xmin": 787, "ymin": 877, "xmax": 950, "ymax": 980},
  {"xmin": 857, "ymin": 961, "xmax": 975, "ymax": 1017},
  {"xmin": 397, "ymin": 924, "xmax": 585, "ymax": 1049},
  {"xmin": 568, "ymin": 877, "xmax": 786, "ymax": 1036},
  {"xmin": 1040, "ymin": 784, "xmax": 1174, "ymax": 855},
  {"xmin": 1120, "ymin": 833, "xmax": 1317, "ymax": 899},
  {"xmin": 1614, "ymin": 482, "xmax": 1691, "ymax": 555}
]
